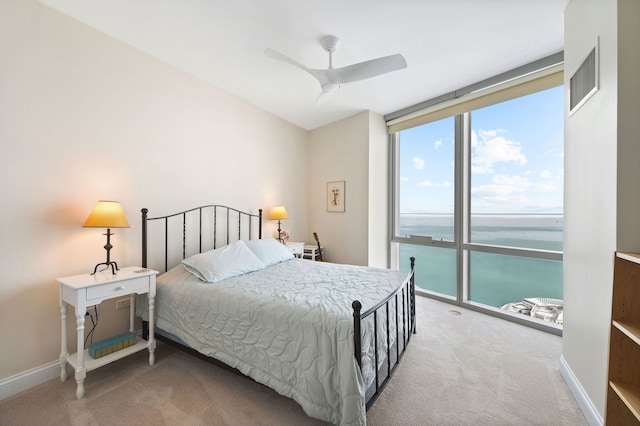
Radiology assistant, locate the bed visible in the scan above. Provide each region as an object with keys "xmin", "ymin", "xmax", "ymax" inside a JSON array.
[{"xmin": 138, "ymin": 204, "xmax": 416, "ymax": 425}]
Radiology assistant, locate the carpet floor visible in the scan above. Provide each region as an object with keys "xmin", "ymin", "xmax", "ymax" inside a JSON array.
[{"xmin": 0, "ymin": 296, "xmax": 586, "ymax": 425}]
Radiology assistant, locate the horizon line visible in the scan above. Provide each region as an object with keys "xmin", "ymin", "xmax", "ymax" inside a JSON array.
[{"xmin": 400, "ymin": 212, "xmax": 564, "ymax": 215}]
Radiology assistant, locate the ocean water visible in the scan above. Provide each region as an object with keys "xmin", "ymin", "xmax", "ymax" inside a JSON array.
[{"xmin": 398, "ymin": 214, "xmax": 563, "ymax": 308}]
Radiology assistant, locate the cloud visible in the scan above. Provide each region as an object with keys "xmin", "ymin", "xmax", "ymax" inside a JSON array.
[
  {"xmin": 492, "ymin": 175, "xmax": 530, "ymax": 186},
  {"xmin": 412, "ymin": 156, "xmax": 425, "ymax": 170},
  {"xmin": 535, "ymin": 181, "xmax": 556, "ymax": 193},
  {"xmin": 434, "ymin": 140, "xmax": 442, "ymax": 150},
  {"xmin": 540, "ymin": 170, "xmax": 552, "ymax": 179},
  {"xmin": 472, "ymin": 187, "xmax": 528, "ymax": 203},
  {"xmin": 419, "ymin": 180, "xmax": 451, "ymax": 188},
  {"xmin": 472, "ymin": 174, "xmax": 530, "ymax": 203},
  {"xmin": 471, "ymin": 170, "xmax": 562, "ymax": 211},
  {"xmin": 471, "ymin": 129, "xmax": 527, "ymax": 174}
]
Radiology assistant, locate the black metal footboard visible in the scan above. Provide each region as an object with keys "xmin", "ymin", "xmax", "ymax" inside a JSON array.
[{"xmin": 352, "ymin": 256, "xmax": 416, "ymax": 409}]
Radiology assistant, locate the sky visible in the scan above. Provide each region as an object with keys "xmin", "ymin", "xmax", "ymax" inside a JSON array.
[{"xmin": 399, "ymin": 86, "xmax": 564, "ymax": 214}]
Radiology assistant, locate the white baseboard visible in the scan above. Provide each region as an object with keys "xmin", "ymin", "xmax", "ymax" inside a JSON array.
[
  {"xmin": 1, "ymin": 330, "xmax": 145, "ymax": 401},
  {"xmin": 559, "ymin": 355, "xmax": 604, "ymax": 426},
  {"xmin": 0, "ymin": 361, "xmax": 61, "ymax": 401}
]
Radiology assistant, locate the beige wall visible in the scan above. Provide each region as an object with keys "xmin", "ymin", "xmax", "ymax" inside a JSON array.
[
  {"xmin": 308, "ymin": 112, "xmax": 370, "ymax": 265},
  {"xmin": 563, "ymin": 0, "xmax": 640, "ymax": 420},
  {"xmin": 308, "ymin": 111, "xmax": 389, "ymax": 267},
  {"xmin": 0, "ymin": 0, "xmax": 309, "ymax": 380}
]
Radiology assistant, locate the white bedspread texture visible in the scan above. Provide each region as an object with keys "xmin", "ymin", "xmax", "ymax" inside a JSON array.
[{"xmin": 138, "ymin": 258, "xmax": 408, "ymax": 425}]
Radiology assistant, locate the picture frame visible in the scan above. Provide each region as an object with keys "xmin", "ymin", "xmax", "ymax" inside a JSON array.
[{"xmin": 327, "ymin": 181, "xmax": 345, "ymax": 212}]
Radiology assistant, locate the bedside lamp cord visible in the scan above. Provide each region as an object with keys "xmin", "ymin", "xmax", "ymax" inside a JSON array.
[{"xmin": 84, "ymin": 308, "xmax": 99, "ymax": 349}]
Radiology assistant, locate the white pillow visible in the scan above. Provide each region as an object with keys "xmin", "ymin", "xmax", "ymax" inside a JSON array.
[
  {"xmin": 244, "ymin": 238, "xmax": 294, "ymax": 267},
  {"xmin": 182, "ymin": 240, "xmax": 266, "ymax": 283}
]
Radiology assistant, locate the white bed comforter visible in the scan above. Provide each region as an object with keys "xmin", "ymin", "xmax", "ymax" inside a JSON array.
[{"xmin": 138, "ymin": 259, "xmax": 408, "ymax": 425}]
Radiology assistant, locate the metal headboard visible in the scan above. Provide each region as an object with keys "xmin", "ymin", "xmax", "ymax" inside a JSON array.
[{"xmin": 141, "ymin": 205, "xmax": 263, "ymax": 272}]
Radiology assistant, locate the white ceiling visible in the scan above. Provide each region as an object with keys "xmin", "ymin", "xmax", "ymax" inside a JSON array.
[{"xmin": 39, "ymin": 0, "xmax": 568, "ymax": 130}]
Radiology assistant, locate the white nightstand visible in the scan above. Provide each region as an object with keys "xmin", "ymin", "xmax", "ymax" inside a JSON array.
[
  {"xmin": 285, "ymin": 242, "xmax": 305, "ymax": 258},
  {"xmin": 57, "ymin": 266, "xmax": 158, "ymax": 399}
]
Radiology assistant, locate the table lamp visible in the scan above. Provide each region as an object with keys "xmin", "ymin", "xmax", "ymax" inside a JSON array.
[
  {"xmin": 83, "ymin": 200, "xmax": 130, "ymax": 274},
  {"xmin": 270, "ymin": 205, "xmax": 289, "ymax": 244}
]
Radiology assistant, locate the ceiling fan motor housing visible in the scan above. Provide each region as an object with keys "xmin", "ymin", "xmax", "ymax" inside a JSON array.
[{"xmin": 320, "ymin": 35, "xmax": 341, "ymax": 53}]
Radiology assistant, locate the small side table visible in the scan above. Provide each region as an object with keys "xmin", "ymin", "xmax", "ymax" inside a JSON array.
[
  {"xmin": 57, "ymin": 266, "xmax": 158, "ymax": 399},
  {"xmin": 285, "ymin": 242, "xmax": 305, "ymax": 258},
  {"xmin": 304, "ymin": 244, "xmax": 324, "ymax": 261}
]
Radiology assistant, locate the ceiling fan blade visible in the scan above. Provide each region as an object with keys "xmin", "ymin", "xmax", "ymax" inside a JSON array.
[
  {"xmin": 315, "ymin": 89, "xmax": 334, "ymax": 105},
  {"xmin": 264, "ymin": 48, "xmax": 308, "ymax": 71},
  {"xmin": 264, "ymin": 48, "xmax": 329, "ymax": 86},
  {"xmin": 315, "ymin": 83, "xmax": 340, "ymax": 105},
  {"xmin": 266, "ymin": 38, "xmax": 407, "ymax": 104},
  {"xmin": 328, "ymin": 54, "xmax": 407, "ymax": 84}
]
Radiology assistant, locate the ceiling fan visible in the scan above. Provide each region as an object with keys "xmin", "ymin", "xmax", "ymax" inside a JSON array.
[{"xmin": 265, "ymin": 35, "xmax": 407, "ymax": 104}]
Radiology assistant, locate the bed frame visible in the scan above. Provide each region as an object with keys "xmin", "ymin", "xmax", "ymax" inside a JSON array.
[{"xmin": 140, "ymin": 204, "xmax": 416, "ymax": 410}]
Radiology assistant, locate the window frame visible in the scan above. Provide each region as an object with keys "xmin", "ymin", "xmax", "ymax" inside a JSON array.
[{"xmin": 388, "ymin": 56, "xmax": 565, "ymax": 335}]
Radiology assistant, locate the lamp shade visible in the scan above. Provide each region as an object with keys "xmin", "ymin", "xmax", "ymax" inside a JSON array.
[
  {"xmin": 83, "ymin": 201, "xmax": 130, "ymax": 228},
  {"xmin": 270, "ymin": 205, "xmax": 289, "ymax": 220}
]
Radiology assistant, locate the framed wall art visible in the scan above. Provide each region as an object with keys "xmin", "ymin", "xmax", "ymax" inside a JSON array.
[{"xmin": 327, "ymin": 180, "xmax": 345, "ymax": 212}]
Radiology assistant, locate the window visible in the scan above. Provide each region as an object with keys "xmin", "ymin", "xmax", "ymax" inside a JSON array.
[
  {"xmin": 390, "ymin": 59, "xmax": 564, "ymax": 333},
  {"xmin": 467, "ymin": 88, "xmax": 564, "ymax": 316},
  {"xmin": 470, "ymin": 89, "xmax": 564, "ymax": 251},
  {"xmin": 398, "ymin": 117, "xmax": 455, "ymax": 242}
]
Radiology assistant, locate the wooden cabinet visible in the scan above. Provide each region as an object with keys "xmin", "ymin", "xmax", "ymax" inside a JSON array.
[{"xmin": 607, "ymin": 252, "xmax": 640, "ymax": 424}]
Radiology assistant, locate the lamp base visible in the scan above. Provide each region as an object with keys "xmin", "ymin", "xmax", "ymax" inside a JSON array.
[
  {"xmin": 91, "ymin": 228, "xmax": 119, "ymax": 275},
  {"xmin": 91, "ymin": 261, "xmax": 119, "ymax": 275},
  {"xmin": 277, "ymin": 220, "xmax": 284, "ymax": 244}
]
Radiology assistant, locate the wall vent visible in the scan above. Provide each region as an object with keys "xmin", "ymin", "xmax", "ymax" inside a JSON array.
[{"xmin": 569, "ymin": 42, "xmax": 598, "ymax": 115}]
